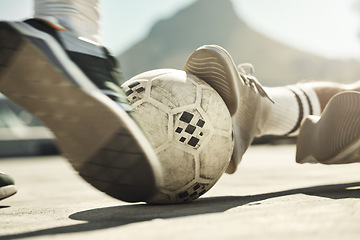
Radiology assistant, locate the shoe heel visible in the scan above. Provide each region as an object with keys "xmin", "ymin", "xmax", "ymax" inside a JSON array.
[{"xmin": 296, "ymin": 116, "xmax": 320, "ymax": 163}]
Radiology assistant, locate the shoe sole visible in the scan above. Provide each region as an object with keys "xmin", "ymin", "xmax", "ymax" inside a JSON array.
[
  {"xmin": 184, "ymin": 45, "xmax": 240, "ymax": 116},
  {"xmin": 296, "ymin": 92, "xmax": 360, "ymax": 164},
  {"xmin": 0, "ymin": 22, "xmax": 162, "ymax": 202}
]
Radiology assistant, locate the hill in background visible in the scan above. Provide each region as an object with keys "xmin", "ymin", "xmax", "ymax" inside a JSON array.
[{"xmin": 118, "ymin": 0, "xmax": 360, "ymax": 86}]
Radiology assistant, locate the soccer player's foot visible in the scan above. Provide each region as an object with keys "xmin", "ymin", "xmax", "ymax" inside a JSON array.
[
  {"xmin": 296, "ymin": 92, "xmax": 360, "ymax": 164},
  {"xmin": 184, "ymin": 45, "xmax": 272, "ymax": 173},
  {"xmin": 0, "ymin": 19, "xmax": 162, "ymax": 202},
  {"xmin": 0, "ymin": 172, "xmax": 17, "ymax": 200}
]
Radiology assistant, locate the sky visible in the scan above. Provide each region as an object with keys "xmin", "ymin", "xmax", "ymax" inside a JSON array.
[{"xmin": 0, "ymin": 0, "xmax": 359, "ymax": 60}]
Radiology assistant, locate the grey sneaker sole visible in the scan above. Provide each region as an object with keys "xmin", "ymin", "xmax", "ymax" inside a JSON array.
[
  {"xmin": 0, "ymin": 22, "xmax": 162, "ymax": 202},
  {"xmin": 0, "ymin": 185, "xmax": 17, "ymax": 200},
  {"xmin": 296, "ymin": 92, "xmax": 360, "ymax": 164},
  {"xmin": 184, "ymin": 45, "xmax": 240, "ymax": 116}
]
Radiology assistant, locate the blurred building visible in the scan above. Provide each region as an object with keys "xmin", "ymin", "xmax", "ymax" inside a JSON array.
[{"xmin": 0, "ymin": 93, "xmax": 59, "ymax": 157}]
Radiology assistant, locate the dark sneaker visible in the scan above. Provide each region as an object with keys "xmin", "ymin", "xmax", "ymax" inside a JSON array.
[
  {"xmin": 0, "ymin": 172, "xmax": 17, "ymax": 200},
  {"xmin": 0, "ymin": 19, "xmax": 163, "ymax": 202}
]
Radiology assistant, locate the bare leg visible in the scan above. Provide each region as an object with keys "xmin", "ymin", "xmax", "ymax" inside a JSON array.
[{"xmin": 309, "ymin": 81, "xmax": 360, "ymax": 111}]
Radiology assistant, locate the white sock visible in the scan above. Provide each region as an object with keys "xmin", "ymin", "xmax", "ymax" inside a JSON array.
[
  {"xmin": 34, "ymin": 0, "xmax": 101, "ymax": 44},
  {"xmin": 258, "ymin": 84, "xmax": 321, "ymax": 137}
]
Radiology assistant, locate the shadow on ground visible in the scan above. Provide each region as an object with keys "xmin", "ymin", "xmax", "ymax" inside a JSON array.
[{"xmin": 1, "ymin": 182, "xmax": 360, "ymax": 239}]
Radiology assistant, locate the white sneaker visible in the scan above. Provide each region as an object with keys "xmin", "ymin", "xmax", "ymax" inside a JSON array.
[
  {"xmin": 296, "ymin": 91, "xmax": 360, "ymax": 164},
  {"xmin": 184, "ymin": 45, "xmax": 272, "ymax": 173}
]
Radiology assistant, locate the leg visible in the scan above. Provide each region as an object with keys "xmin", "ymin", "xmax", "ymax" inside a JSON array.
[
  {"xmin": 184, "ymin": 45, "xmax": 360, "ymax": 173},
  {"xmin": 185, "ymin": 45, "xmax": 322, "ymax": 173},
  {"xmin": 34, "ymin": 0, "xmax": 101, "ymax": 43},
  {"xmin": 305, "ymin": 81, "xmax": 360, "ymax": 111}
]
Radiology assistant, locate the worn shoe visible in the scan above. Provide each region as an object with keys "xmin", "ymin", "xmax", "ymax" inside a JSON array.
[
  {"xmin": 0, "ymin": 19, "xmax": 163, "ymax": 202},
  {"xmin": 184, "ymin": 45, "xmax": 272, "ymax": 173},
  {"xmin": 0, "ymin": 172, "xmax": 17, "ymax": 200},
  {"xmin": 296, "ymin": 91, "xmax": 360, "ymax": 164}
]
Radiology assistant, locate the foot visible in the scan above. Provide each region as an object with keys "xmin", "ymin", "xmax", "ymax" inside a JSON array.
[
  {"xmin": 296, "ymin": 91, "xmax": 360, "ymax": 164},
  {"xmin": 0, "ymin": 172, "xmax": 17, "ymax": 200},
  {"xmin": 184, "ymin": 45, "xmax": 272, "ymax": 173},
  {"xmin": 0, "ymin": 19, "xmax": 162, "ymax": 202}
]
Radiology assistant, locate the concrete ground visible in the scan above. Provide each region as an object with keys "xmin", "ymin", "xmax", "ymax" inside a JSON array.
[{"xmin": 1, "ymin": 144, "xmax": 360, "ymax": 240}]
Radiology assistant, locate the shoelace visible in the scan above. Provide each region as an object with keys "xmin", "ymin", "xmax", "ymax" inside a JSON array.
[{"xmin": 237, "ymin": 63, "xmax": 274, "ymax": 103}]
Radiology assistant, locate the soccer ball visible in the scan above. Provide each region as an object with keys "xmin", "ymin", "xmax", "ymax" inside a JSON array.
[{"xmin": 122, "ymin": 69, "xmax": 234, "ymax": 204}]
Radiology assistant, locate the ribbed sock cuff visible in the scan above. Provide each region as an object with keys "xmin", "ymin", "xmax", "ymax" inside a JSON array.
[
  {"xmin": 259, "ymin": 87, "xmax": 299, "ymax": 136},
  {"xmin": 288, "ymin": 84, "xmax": 321, "ymax": 117},
  {"xmin": 259, "ymin": 85, "xmax": 321, "ymax": 137}
]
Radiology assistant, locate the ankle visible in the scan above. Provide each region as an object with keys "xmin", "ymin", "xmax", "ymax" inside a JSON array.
[{"xmin": 257, "ymin": 87, "xmax": 299, "ymax": 136}]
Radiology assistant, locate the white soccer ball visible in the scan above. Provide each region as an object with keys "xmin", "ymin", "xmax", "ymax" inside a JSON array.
[{"xmin": 122, "ymin": 69, "xmax": 234, "ymax": 204}]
